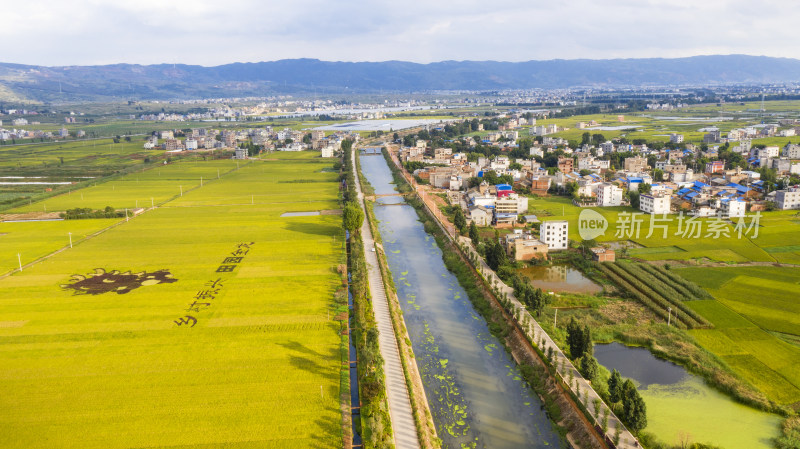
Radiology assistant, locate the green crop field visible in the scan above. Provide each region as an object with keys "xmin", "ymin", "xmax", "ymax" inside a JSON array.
[
  {"xmin": 677, "ymin": 268, "xmax": 800, "ymax": 406},
  {"xmin": 0, "ymin": 218, "xmax": 120, "ymax": 275},
  {"xmin": 0, "ymin": 151, "xmax": 347, "ymax": 448},
  {"xmin": 525, "ymin": 193, "xmax": 800, "ymax": 406},
  {"xmin": 9, "ymin": 160, "xmax": 240, "ymax": 212},
  {"xmin": 527, "ymin": 196, "xmax": 800, "ymax": 264}
]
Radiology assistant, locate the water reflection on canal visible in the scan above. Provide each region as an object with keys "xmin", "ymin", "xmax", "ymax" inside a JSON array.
[{"xmin": 360, "ymin": 154, "xmax": 563, "ymax": 449}]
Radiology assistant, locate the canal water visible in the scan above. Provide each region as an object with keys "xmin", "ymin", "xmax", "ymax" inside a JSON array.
[
  {"xmin": 594, "ymin": 342, "xmax": 780, "ymax": 449},
  {"xmin": 359, "ymin": 154, "xmax": 563, "ymax": 449}
]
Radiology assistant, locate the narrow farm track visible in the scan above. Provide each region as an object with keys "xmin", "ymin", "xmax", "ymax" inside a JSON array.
[{"xmin": 352, "ymin": 147, "xmax": 420, "ymax": 449}]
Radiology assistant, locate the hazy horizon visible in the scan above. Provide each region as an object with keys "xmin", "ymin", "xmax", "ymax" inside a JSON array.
[
  {"xmin": 1, "ymin": 53, "xmax": 795, "ymax": 69},
  {"xmin": 3, "ymin": 0, "xmax": 799, "ymax": 66}
]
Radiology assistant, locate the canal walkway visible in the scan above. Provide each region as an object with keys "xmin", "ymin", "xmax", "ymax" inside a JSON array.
[
  {"xmin": 351, "ymin": 148, "xmax": 420, "ymax": 449},
  {"xmin": 385, "ymin": 146, "xmax": 641, "ymax": 449}
]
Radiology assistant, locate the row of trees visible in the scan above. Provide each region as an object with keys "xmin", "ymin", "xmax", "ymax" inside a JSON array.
[
  {"xmin": 60, "ymin": 206, "xmax": 127, "ymax": 220},
  {"xmin": 608, "ymin": 370, "xmax": 648, "ymax": 434},
  {"xmin": 565, "ymin": 318, "xmax": 648, "ymax": 434}
]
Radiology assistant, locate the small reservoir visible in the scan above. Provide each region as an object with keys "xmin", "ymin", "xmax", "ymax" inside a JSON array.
[
  {"xmin": 594, "ymin": 342, "xmax": 780, "ymax": 449},
  {"xmin": 519, "ymin": 265, "xmax": 602, "ymax": 294}
]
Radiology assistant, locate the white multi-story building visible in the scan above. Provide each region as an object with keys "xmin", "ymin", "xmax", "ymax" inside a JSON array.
[
  {"xmin": 718, "ymin": 199, "xmax": 746, "ymax": 218},
  {"xmin": 321, "ymin": 146, "xmax": 335, "ymax": 158},
  {"xmin": 775, "ymin": 187, "xmax": 800, "ymax": 210},
  {"xmin": 670, "ymin": 133, "xmax": 684, "ymax": 144},
  {"xmin": 185, "ymin": 138, "xmax": 198, "ymax": 150},
  {"xmin": 752, "ymin": 146, "xmax": 780, "ymax": 159},
  {"xmin": 597, "ymin": 183, "xmax": 623, "ymax": 207},
  {"xmin": 540, "ymin": 220, "xmax": 569, "ymax": 250},
  {"xmin": 784, "ymin": 144, "xmax": 800, "ymax": 159},
  {"xmin": 639, "ymin": 193, "xmax": 671, "ymax": 214}
]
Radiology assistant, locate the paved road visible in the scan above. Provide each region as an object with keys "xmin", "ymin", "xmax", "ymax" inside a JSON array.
[{"xmin": 351, "ymin": 148, "xmax": 420, "ymax": 449}]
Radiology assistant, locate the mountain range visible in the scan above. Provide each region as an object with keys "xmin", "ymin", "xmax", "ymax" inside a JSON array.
[{"xmin": 2, "ymin": 55, "xmax": 800, "ymax": 103}]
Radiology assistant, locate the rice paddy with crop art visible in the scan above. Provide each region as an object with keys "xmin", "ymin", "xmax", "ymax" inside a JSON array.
[
  {"xmin": 0, "ymin": 152, "xmax": 347, "ymax": 448},
  {"xmin": 675, "ymin": 267, "xmax": 800, "ymax": 406}
]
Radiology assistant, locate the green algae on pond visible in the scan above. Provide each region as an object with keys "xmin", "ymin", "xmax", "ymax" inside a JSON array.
[{"xmin": 594, "ymin": 342, "xmax": 780, "ymax": 449}]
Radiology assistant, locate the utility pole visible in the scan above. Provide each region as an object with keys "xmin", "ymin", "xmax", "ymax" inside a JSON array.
[
  {"xmin": 68, "ymin": 232, "xmax": 72, "ymax": 248},
  {"xmin": 668, "ymin": 306, "xmax": 672, "ymax": 327},
  {"xmin": 18, "ymin": 253, "xmax": 22, "ymax": 271},
  {"xmin": 554, "ymin": 308, "xmax": 558, "ymax": 328}
]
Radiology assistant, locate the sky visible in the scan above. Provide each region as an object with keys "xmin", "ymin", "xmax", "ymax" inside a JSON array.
[{"xmin": 2, "ymin": 0, "xmax": 799, "ymax": 66}]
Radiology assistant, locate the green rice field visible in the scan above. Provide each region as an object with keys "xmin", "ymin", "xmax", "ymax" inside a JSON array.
[
  {"xmin": 678, "ymin": 267, "xmax": 800, "ymax": 406},
  {"xmin": 0, "ymin": 151, "xmax": 346, "ymax": 448}
]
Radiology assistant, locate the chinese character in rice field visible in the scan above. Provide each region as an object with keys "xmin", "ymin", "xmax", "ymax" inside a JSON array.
[
  {"xmin": 186, "ymin": 301, "xmax": 211, "ymax": 312},
  {"xmin": 194, "ymin": 289, "xmax": 219, "ymax": 300},
  {"xmin": 205, "ymin": 278, "xmax": 224, "ymax": 288},
  {"xmin": 174, "ymin": 316, "xmax": 197, "ymax": 327},
  {"xmin": 215, "ymin": 265, "xmax": 237, "ymax": 273},
  {"xmin": 61, "ymin": 268, "xmax": 177, "ymax": 295}
]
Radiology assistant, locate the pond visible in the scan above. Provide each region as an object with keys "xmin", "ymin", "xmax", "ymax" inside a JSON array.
[
  {"xmin": 360, "ymin": 154, "xmax": 564, "ymax": 449},
  {"xmin": 519, "ymin": 265, "xmax": 602, "ymax": 294},
  {"xmin": 594, "ymin": 342, "xmax": 780, "ymax": 449}
]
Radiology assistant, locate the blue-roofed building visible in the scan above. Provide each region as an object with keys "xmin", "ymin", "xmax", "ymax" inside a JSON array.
[{"xmin": 727, "ymin": 182, "xmax": 751, "ymax": 195}]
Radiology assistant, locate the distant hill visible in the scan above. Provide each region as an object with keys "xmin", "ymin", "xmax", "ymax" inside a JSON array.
[{"xmin": 2, "ymin": 55, "xmax": 800, "ymax": 103}]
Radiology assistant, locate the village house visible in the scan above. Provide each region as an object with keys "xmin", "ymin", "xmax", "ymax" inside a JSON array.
[
  {"xmin": 640, "ymin": 192, "xmax": 671, "ymax": 214},
  {"xmin": 540, "ymin": 220, "xmax": 569, "ymax": 250},
  {"xmin": 590, "ymin": 247, "xmax": 615, "ymax": 262},
  {"xmin": 504, "ymin": 230, "xmax": 548, "ymax": 261}
]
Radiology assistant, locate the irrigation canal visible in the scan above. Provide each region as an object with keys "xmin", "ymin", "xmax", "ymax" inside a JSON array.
[{"xmin": 359, "ymin": 153, "xmax": 564, "ymax": 449}]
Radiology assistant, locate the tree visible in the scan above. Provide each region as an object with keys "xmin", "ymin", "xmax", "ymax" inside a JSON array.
[
  {"xmin": 453, "ymin": 208, "xmax": 467, "ymax": 233},
  {"xmin": 580, "ymin": 355, "xmax": 599, "ymax": 381},
  {"xmin": 627, "ymin": 190, "xmax": 640, "ymax": 208},
  {"xmin": 653, "ymin": 168, "xmax": 664, "ymax": 182},
  {"xmin": 343, "ymin": 202, "xmax": 364, "ymax": 234},
  {"xmin": 566, "ymin": 318, "xmax": 592, "ymax": 359},
  {"xmin": 579, "ymin": 238, "xmax": 597, "ymax": 257},
  {"xmin": 485, "ymin": 236, "xmax": 508, "ymax": 271},
  {"xmin": 469, "ymin": 221, "xmax": 480, "ymax": 242},
  {"xmin": 621, "ymin": 379, "xmax": 647, "ymax": 433},
  {"xmin": 608, "ymin": 369, "xmax": 622, "ymax": 403}
]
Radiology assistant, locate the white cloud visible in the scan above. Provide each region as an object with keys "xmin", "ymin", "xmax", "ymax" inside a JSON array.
[{"xmin": 0, "ymin": 0, "xmax": 798, "ymax": 65}]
